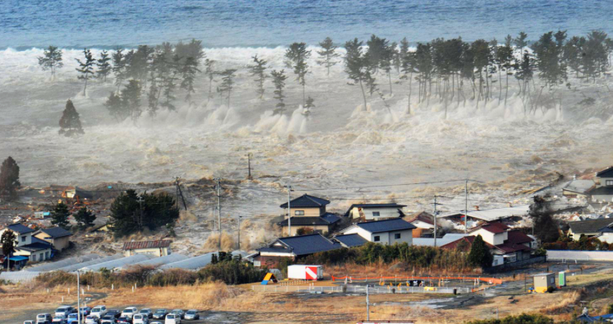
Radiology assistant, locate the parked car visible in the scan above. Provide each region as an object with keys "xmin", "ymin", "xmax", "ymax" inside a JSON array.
[
  {"xmin": 66, "ymin": 313, "xmax": 80, "ymax": 324},
  {"xmin": 85, "ymin": 315, "xmax": 100, "ymax": 324},
  {"xmin": 152, "ymin": 310, "xmax": 168, "ymax": 320},
  {"xmin": 139, "ymin": 309, "xmax": 153, "ymax": 319},
  {"xmin": 116, "ymin": 316, "xmax": 131, "ymax": 324},
  {"xmin": 151, "ymin": 322, "xmax": 163, "ymax": 324},
  {"xmin": 183, "ymin": 310, "xmax": 199, "ymax": 321},
  {"xmin": 101, "ymin": 321, "xmax": 116, "ymax": 324},
  {"xmin": 170, "ymin": 310, "xmax": 184, "ymax": 319},
  {"xmin": 106, "ymin": 310, "xmax": 121, "ymax": 319},
  {"xmin": 101, "ymin": 315, "xmax": 117, "ymax": 322},
  {"xmin": 164, "ymin": 314, "xmax": 180, "ymax": 324},
  {"xmin": 91, "ymin": 306, "xmax": 108, "ymax": 319},
  {"xmin": 52, "ymin": 315, "xmax": 67, "ymax": 324},
  {"xmin": 24, "ymin": 321, "xmax": 34, "ymax": 324},
  {"xmin": 121, "ymin": 307, "xmax": 138, "ymax": 319},
  {"xmin": 55, "ymin": 306, "xmax": 74, "ymax": 318},
  {"xmin": 37, "ymin": 314, "xmax": 53, "ymax": 324},
  {"xmin": 80, "ymin": 307, "xmax": 92, "ymax": 316},
  {"xmin": 132, "ymin": 314, "xmax": 148, "ymax": 324}
]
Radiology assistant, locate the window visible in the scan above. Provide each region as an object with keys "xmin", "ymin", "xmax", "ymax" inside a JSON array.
[
  {"xmin": 45, "ymin": 251, "xmax": 50, "ymax": 259},
  {"xmin": 372, "ymin": 211, "xmax": 380, "ymax": 217},
  {"xmin": 607, "ymin": 180, "xmax": 613, "ymax": 186},
  {"xmin": 394, "ymin": 233, "xmax": 401, "ymax": 239},
  {"xmin": 374, "ymin": 236, "xmax": 380, "ymax": 242},
  {"xmin": 295, "ymin": 210, "xmax": 305, "ymax": 216},
  {"xmin": 40, "ymin": 253, "xmax": 44, "ymax": 260},
  {"xmin": 32, "ymin": 254, "xmax": 36, "ymax": 262},
  {"xmin": 21, "ymin": 236, "xmax": 26, "ymax": 242}
]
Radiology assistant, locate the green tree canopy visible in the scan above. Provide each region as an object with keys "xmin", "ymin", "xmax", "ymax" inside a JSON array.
[
  {"xmin": 38, "ymin": 46, "xmax": 63, "ymax": 77},
  {"xmin": 51, "ymin": 202, "xmax": 71, "ymax": 229},
  {"xmin": 467, "ymin": 235, "xmax": 493, "ymax": 269},
  {"xmin": 1, "ymin": 229, "xmax": 16, "ymax": 259},
  {"xmin": 0, "ymin": 156, "xmax": 20, "ymax": 200},
  {"xmin": 59, "ymin": 99, "xmax": 84, "ymax": 137},
  {"xmin": 109, "ymin": 190, "xmax": 179, "ymax": 238},
  {"xmin": 74, "ymin": 206, "xmax": 96, "ymax": 229}
]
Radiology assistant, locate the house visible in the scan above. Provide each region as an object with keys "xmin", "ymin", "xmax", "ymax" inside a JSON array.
[
  {"xmin": 277, "ymin": 194, "xmax": 341, "ymax": 236},
  {"xmin": 588, "ymin": 167, "xmax": 613, "ymax": 203},
  {"xmin": 441, "ymin": 236, "xmax": 505, "ymax": 267},
  {"xmin": 123, "ymin": 240, "xmax": 172, "ymax": 257},
  {"xmin": 439, "ymin": 205, "xmax": 530, "ymax": 225},
  {"xmin": 345, "ymin": 203, "xmax": 406, "ymax": 221},
  {"xmin": 413, "ymin": 233, "xmax": 469, "ymax": 247},
  {"xmin": 34, "ymin": 227, "xmax": 72, "ymax": 252},
  {"xmin": 568, "ymin": 218, "xmax": 613, "ymax": 240},
  {"xmin": 341, "ymin": 218, "xmax": 416, "ymax": 245},
  {"xmin": 562, "ymin": 178, "xmax": 595, "ymax": 198},
  {"xmin": 253, "ymin": 234, "xmax": 342, "ymax": 268},
  {"xmin": 442, "ymin": 222, "xmax": 535, "ymax": 266},
  {"xmin": 333, "ymin": 234, "xmax": 368, "ymax": 248},
  {"xmin": 0, "ymin": 224, "xmax": 53, "ymax": 263},
  {"xmin": 62, "ymin": 187, "xmax": 94, "ymax": 203},
  {"xmin": 404, "ymin": 211, "xmax": 435, "ymax": 237}
]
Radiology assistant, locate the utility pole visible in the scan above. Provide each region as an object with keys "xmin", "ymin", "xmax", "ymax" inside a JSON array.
[
  {"xmin": 175, "ymin": 177, "xmax": 187, "ymax": 210},
  {"xmin": 287, "ymin": 183, "xmax": 292, "ymax": 237},
  {"xmin": 465, "ymin": 179, "xmax": 469, "ymax": 234},
  {"xmin": 215, "ymin": 178, "xmax": 222, "ymax": 251},
  {"xmin": 237, "ymin": 215, "xmax": 242, "ymax": 251},
  {"xmin": 366, "ymin": 284, "xmax": 370, "ymax": 321},
  {"xmin": 137, "ymin": 196, "xmax": 144, "ymax": 231},
  {"xmin": 77, "ymin": 270, "xmax": 81, "ymax": 324},
  {"xmin": 247, "ymin": 153, "xmax": 253, "ymax": 180},
  {"xmin": 433, "ymin": 195, "xmax": 438, "ymax": 247}
]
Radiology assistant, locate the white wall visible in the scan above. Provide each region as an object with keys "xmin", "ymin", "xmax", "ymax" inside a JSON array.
[
  {"xmin": 343, "ymin": 226, "xmax": 413, "ymax": 245},
  {"xmin": 0, "ymin": 229, "xmax": 32, "ymax": 247},
  {"xmin": 349, "ymin": 207, "xmax": 403, "ymax": 220}
]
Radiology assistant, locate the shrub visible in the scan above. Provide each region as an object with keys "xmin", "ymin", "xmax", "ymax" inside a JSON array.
[
  {"xmin": 467, "ymin": 313, "xmax": 553, "ymax": 324},
  {"xmin": 198, "ymin": 259, "xmax": 265, "ymax": 285}
]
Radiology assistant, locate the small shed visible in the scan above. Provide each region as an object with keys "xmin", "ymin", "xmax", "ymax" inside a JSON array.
[
  {"xmin": 533, "ymin": 273, "xmax": 556, "ymax": 293},
  {"xmin": 559, "ymin": 272, "xmax": 567, "ymax": 287}
]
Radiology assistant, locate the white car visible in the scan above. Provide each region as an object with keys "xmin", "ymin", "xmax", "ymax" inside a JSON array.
[
  {"xmin": 52, "ymin": 315, "xmax": 66, "ymax": 323},
  {"xmin": 85, "ymin": 315, "xmax": 99, "ymax": 324},
  {"xmin": 165, "ymin": 314, "xmax": 180, "ymax": 324},
  {"xmin": 91, "ymin": 305, "xmax": 108, "ymax": 318},
  {"xmin": 37, "ymin": 314, "xmax": 53, "ymax": 324},
  {"xmin": 55, "ymin": 306, "xmax": 74, "ymax": 318},
  {"xmin": 121, "ymin": 307, "xmax": 138, "ymax": 319},
  {"xmin": 132, "ymin": 314, "xmax": 148, "ymax": 324}
]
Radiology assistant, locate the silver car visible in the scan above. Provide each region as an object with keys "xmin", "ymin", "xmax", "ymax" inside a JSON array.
[{"xmin": 183, "ymin": 310, "xmax": 199, "ymax": 320}]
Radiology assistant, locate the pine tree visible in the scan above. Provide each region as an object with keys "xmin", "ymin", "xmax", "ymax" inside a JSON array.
[
  {"xmin": 247, "ymin": 55, "xmax": 268, "ymax": 100},
  {"xmin": 51, "ymin": 202, "xmax": 71, "ymax": 229},
  {"xmin": 366, "ymin": 35, "xmax": 394, "ymax": 93},
  {"xmin": 0, "ymin": 157, "xmax": 20, "ymax": 200},
  {"xmin": 217, "ymin": 69, "xmax": 237, "ymax": 107},
  {"xmin": 399, "ymin": 37, "xmax": 415, "ymax": 113},
  {"xmin": 1, "ymin": 229, "xmax": 16, "ymax": 268},
  {"xmin": 414, "ymin": 43, "xmax": 434, "ymax": 105},
  {"xmin": 160, "ymin": 54, "xmax": 180, "ymax": 112},
  {"xmin": 303, "ymin": 96, "xmax": 315, "ymax": 117},
  {"xmin": 74, "ymin": 206, "xmax": 96, "ymax": 229},
  {"xmin": 105, "ymin": 92, "xmax": 127, "ymax": 121},
  {"xmin": 37, "ymin": 46, "xmax": 64, "ymax": 78},
  {"xmin": 468, "ymin": 235, "xmax": 493, "ymax": 268},
  {"xmin": 514, "ymin": 32, "xmax": 529, "ymax": 54},
  {"xmin": 147, "ymin": 49, "xmax": 170, "ymax": 116},
  {"xmin": 180, "ymin": 56, "xmax": 201, "ymax": 102},
  {"xmin": 271, "ymin": 69, "xmax": 288, "ymax": 115},
  {"xmin": 109, "ymin": 190, "xmax": 179, "ymax": 238},
  {"xmin": 344, "ymin": 38, "xmax": 371, "ymax": 110},
  {"xmin": 96, "ymin": 50, "xmax": 112, "ymax": 82},
  {"xmin": 112, "ymin": 48, "xmax": 127, "ymax": 90},
  {"xmin": 316, "ymin": 37, "xmax": 340, "ymax": 76},
  {"xmin": 75, "ymin": 48, "xmax": 96, "ymax": 95},
  {"xmin": 122, "ymin": 79, "xmax": 143, "ymax": 120},
  {"xmin": 204, "ymin": 58, "xmax": 216, "ymax": 101},
  {"xmin": 285, "ymin": 42, "xmax": 311, "ymax": 106},
  {"xmin": 58, "ymin": 99, "xmax": 84, "ymax": 136}
]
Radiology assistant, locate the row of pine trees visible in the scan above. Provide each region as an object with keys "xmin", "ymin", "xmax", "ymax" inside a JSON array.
[{"xmin": 37, "ymin": 31, "xmax": 613, "ymax": 123}]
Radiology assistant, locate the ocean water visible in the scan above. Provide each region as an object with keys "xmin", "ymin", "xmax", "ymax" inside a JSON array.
[{"xmin": 1, "ymin": 0, "xmax": 613, "ymax": 49}]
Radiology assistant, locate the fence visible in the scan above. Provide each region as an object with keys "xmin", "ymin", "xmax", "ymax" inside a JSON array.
[
  {"xmin": 547, "ymin": 250, "xmax": 613, "ymax": 262},
  {"xmin": 331, "ymin": 275, "xmax": 503, "ymax": 285},
  {"xmin": 0, "ymin": 271, "xmax": 40, "ymax": 283},
  {"xmin": 251, "ymin": 284, "xmax": 472, "ymax": 294}
]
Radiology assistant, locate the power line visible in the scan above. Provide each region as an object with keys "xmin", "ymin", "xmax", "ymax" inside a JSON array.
[{"xmin": 292, "ymin": 179, "xmax": 484, "ymax": 192}]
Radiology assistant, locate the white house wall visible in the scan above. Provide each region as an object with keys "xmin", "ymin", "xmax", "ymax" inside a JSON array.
[{"xmin": 350, "ymin": 207, "xmax": 403, "ymax": 220}]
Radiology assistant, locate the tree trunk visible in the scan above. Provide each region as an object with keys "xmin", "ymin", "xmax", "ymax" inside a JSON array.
[
  {"xmin": 388, "ymin": 72, "xmax": 393, "ymax": 94},
  {"xmin": 359, "ymin": 79, "xmax": 368, "ymax": 111},
  {"xmin": 498, "ymin": 67, "xmax": 502, "ymax": 102},
  {"xmin": 504, "ymin": 72, "xmax": 509, "ymax": 109},
  {"xmin": 83, "ymin": 79, "xmax": 88, "ymax": 96},
  {"xmin": 407, "ymin": 71, "xmax": 413, "ymax": 114}
]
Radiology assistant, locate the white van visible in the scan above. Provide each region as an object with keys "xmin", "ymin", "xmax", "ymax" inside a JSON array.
[
  {"xmin": 37, "ymin": 314, "xmax": 53, "ymax": 324},
  {"xmin": 133, "ymin": 314, "xmax": 149, "ymax": 324},
  {"xmin": 121, "ymin": 307, "xmax": 138, "ymax": 319},
  {"xmin": 90, "ymin": 305, "xmax": 108, "ymax": 318},
  {"xmin": 165, "ymin": 314, "xmax": 180, "ymax": 324}
]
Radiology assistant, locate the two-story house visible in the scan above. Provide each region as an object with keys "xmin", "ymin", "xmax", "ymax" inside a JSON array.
[
  {"xmin": 442, "ymin": 222, "xmax": 535, "ymax": 266},
  {"xmin": 0, "ymin": 224, "xmax": 53, "ymax": 263},
  {"xmin": 345, "ymin": 203, "xmax": 406, "ymax": 221},
  {"xmin": 341, "ymin": 218, "xmax": 416, "ymax": 246},
  {"xmin": 588, "ymin": 166, "xmax": 613, "ymax": 203},
  {"xmin": 277, "ymin": 194, "xmax": 341, "ymax": 236}
]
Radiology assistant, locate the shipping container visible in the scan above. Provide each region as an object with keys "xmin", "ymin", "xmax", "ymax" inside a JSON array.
[{"xmin": 287, "ymin": 265, "xmax": 323, "ymax": 280}]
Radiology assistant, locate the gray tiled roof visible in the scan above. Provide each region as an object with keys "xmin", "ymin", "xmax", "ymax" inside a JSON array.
[
  {"xmin": 355, "ymin": 218, "xmax": 416, "ymax": 233},
  {"xmin": 7, "ymin": 224, "xmax": 35, "ymax": 234},
  {"xmin": 569, "ymin": 218, "xmax": 613, "ymax": 234},
  {"xmin": 258, "ymin": 234, "xmax": 341, "ymax": 256},
  {"xmin": 277, "ymin": 213, "xmax": 341, "ymax": 227},
  {"xmin": 334, "ymin": 234, "xmax": 368, "ymax": 247},
  {"xmin": 280, "ymin": 194, "xmax": 330, "ymax": 208},
  {"xmin": 40, "ymin": 227, "xmax": 72, "ymax": 238}
]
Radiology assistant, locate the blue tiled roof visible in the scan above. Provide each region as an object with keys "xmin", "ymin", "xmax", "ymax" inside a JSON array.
[
  {"xmin": 597, "ymin": 166, "xmax": 613, "ymax": 178},
  {"xmin": 258, "ymin": 234, "xmax": 342, "ymax": 256},
  {"xmin": 17, "ymin": 238, "xmax": 52, "ymax": 252},
  {"xmin": 7, "ymin": 224, "xmax": 35, "ymax": 234},
  {"xmin": 355, "ymin": 218, "xmax": 416, "ymax": 233},
  {"xmin": 40, "ymin": 227, "xmax": 72, "ymax": 238},
  {"xmin": 280, "ymin": 194, "xmax": 330, "ymax": 208},
  {"xmin": 334, "ymin": 234, "xmax": 367, "ymax": 247}
]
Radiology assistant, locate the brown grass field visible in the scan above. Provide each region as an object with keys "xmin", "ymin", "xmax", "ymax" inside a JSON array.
[{"xmin": 3, "ymin": 270, "xmax": 613, "ymax": 323}]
